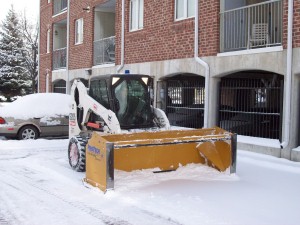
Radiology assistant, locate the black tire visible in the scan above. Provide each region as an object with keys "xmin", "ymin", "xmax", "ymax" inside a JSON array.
[
  {"xmin": 68, "ymin": 136, "xmax": 87, "ymax": 172},
  {"xmin": 18, "ymin": 125, "xmax": 39, "ymax": 140}
]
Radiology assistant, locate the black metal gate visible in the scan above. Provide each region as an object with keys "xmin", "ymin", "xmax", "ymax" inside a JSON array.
[
  {"xmin": 218, "ymin": 73, "xmax": 283, "ymax": 139},
  {"xmin": 53, "ymin": 80, "xmax": 66, "ymax": 93},
  {"xmin": 165, "ymin": 75, "xmax": 205, "ymax": 128}
]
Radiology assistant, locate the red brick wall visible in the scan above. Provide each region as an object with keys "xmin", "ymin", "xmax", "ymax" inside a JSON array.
[
  {"xmin": 67, "ymin": 0, "xmax": 118, "ymax": 69},
  {"xmin": 116, "ymin": 0, "xmax": 220, "ymax": 63},
  {"xmin": 115, "ymin": 0, "xmax": 220, "ymax": 65},
  {"xmin": 292, "ymin": 0, "xmax": 300, "ymax": 48},
  {"xmin": 39, "ymin": 0, "xmax": 298, "ymax": 93},
  {"xmin": 283, "ymin": 0, "xmax": 288, "ymax": 49},
  {"xmin": 68, "ymin": 0, "xmax": 94, "ymax": 70},
  {"xmin": 275, "ymin": 0, "xmax": 299, "ymax": 49},
  {"xmin": 39, "ymin": 0, "xmax": 53, "ymax": 92},
  {"xmin": 39, "ymin": 0, "xmax": 106, "ymax": 92},
  {"xmin": 199, "ymin": 0, "xmax": 219, "ymax": 57}
]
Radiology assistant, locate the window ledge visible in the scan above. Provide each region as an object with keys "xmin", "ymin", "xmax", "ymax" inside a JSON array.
[
  {"xmin": 52, "ymin": 9, "xmax": 67, "ymax": 18},
  {"xmin": 92, "ymin": 63, "xmax": 115, "ymax": 69},
  {"xmin": 52, "ymin": 68, "xmax": 67, "ymax": 73},
  {"xmin": 174, "ymin": 16, "xmax": 195, "ymax": 22},
  {"xmin": 217, "ymin": 46, "xmax": 283, "ymax": 57},
  {"xmin": 129, "ymin": 27, "xmax": 144, "ymax": 33}
]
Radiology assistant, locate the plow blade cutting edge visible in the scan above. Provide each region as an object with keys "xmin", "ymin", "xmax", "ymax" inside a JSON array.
[{"xmin": 84, "ymin": 127, "xmax": 237, "ymax": 192}]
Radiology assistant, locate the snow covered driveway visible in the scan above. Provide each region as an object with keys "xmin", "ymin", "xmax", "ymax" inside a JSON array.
[{"xmin": 0, "ymin": 138, "xmax": 300, "ymax": 225}]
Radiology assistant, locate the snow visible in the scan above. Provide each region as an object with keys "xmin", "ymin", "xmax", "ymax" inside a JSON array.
[
  {"xmin": 0, "ymin": 138, "xmax": 300, "ymax": 225},
  {"xmin": 0, "ymin": 102, "xmax": 9, "ymax": 107},
  {"xmin": 0, "ymin": 93, "xmax": 71, "ymax": 119},
  {"xmin": 0, "ymin": 95, "xmax": 7, "ymax": 102},
  {"xmin": 238, "ymin": 135, "xmax": 281, "ymax": 148},
  {"xmin": 292, "ymin": 146, "xmax": 300, "ymax": 152}
]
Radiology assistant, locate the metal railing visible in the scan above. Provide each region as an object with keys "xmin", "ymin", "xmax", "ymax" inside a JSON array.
[
  {"xmin": 52, "ymin": 47, "xmax": 66, "ymax": 70},
  {"xmin": 218, "ymin": 75, "xmax": 283, "ymax": 139},
  {"xmin": 93, "ymin": 36, "xmax": 115, "ymax": 65},
  {"xmin": 166, "ymin": 77, "xmax": 205, "ymax": 129},
  {"xmin": 220, "ymin": 0, "xmax": 282, "ymax": 52},
  {"xmin": 53, "ymin": 0, "xmax": 68, "ymax": 15}
]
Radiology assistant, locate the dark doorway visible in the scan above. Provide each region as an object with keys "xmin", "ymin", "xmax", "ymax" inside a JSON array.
[
  {"xmin": 163, "ymin": 74, "xmax": 205, "ymax": 129},
  {"xmin": 218, "ymin": 71, "xmax": 283, "ymax": 139},
  {"xmin": 53, "ymin": 79, "xmax": 66, "ymax": 93}
]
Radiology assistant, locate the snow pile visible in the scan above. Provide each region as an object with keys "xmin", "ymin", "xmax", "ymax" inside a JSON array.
[
  {"xmin": 238, "ymin": 134, "xmax": 280, "ymax": 148},
  {"xmin": 0, "ymin": 93, "xmax": 71, "ymax": 119}
]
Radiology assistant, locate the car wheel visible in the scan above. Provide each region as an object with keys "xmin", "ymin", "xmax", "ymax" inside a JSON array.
[
  {"xmin": 18, "ymin": 125, "xmax": 39, "ymax": 140},
  {"xmin": 68, "ymin": 136, "xmax": 88, "ymax": 172}
]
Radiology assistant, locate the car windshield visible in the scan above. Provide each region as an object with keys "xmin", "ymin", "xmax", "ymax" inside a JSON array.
[{"xmin": 114, "ymin": 78, "xmax": 154, "ymax": 129}]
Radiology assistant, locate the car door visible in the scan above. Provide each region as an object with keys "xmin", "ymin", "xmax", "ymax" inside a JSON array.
[
  {"xmin": 60, "ymin": 114, "xmax": 69, "ymax": 136},
  {"xmin": 38, "ymin": 115, "xmax": 65, "ymax": 137}
]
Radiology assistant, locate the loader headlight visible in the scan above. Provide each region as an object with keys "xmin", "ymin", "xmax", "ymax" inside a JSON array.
[
  {"xmin": 141, "ymin": 77, "xmax": 148, "ymax": 85},
  {"xmin": 112, "ymin": 77, "xmax": 120, "ymax": 85}
]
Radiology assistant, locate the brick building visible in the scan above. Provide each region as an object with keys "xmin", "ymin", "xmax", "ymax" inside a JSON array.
[{"xmin": 39, "ymin": 0, "xmax": 300, "ymax": 161}]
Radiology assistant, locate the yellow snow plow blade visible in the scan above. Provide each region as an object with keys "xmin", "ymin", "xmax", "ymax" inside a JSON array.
[{"xmin": 84, "ymin": 127, "xmax": 237, "ymax": 192}]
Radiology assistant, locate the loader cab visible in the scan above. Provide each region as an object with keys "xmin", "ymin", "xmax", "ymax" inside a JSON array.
[{"xmin": 89, "ymin": 74, "xmax": 155, "ymax": 129}]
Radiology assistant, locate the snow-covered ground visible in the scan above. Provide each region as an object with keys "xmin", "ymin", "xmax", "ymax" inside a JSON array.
[
  {"xmin": 0, "ymin": 138, "xmax": 300, "ymax": 225},
  {"xmin": 0, "ymin": 102, "xmax": 9, "ymax": 107}
]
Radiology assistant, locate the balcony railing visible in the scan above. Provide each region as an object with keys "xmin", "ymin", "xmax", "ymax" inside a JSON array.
[
  {"xmin": 53, "ymin": 0, "xmax": 67, "ymax": 15},
  {"xmin": 94, "ymin": 36, "xmax": 115, "ymax": 65},
  {"xmin": 52, "ymin": 47, "xmax": 66, "ymax": 70},
  {"xmin": 220, "ymin": 0, "xmax": 282, "ymax": 53}
]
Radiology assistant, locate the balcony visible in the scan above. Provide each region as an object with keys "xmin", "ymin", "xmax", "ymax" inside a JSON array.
[
  {"xmin": 52, "ymin": 20, "xmax": 67, "ymax": 70},
  {"xmin": 94, "ymin": 36, "xmax": 115, "ymax": 65},
  {"xmin": 53, "ymin": 47, "xmax": 66, "ymax": 70},
  {"xmin": 53, "ymin": 0, "xmax": 67, "ymax": 15},
  {"xmin": 220, "ymin": 0, "xmax": 282, "ymax": 53},
  {"xmin": 93, "ymin": 0, "xmax": 116, "ymax": 66}
]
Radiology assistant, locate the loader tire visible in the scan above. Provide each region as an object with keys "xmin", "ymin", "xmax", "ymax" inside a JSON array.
[{"xmin": 68, "ymin": 136, "xmax": 87, "ymax": 172}]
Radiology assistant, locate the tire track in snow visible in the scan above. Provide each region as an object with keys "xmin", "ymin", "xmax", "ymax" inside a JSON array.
[
  {"xmin": 132, "ymin": 208, "xmax": 182, "ymax": 225},
  {"xmin": 0, "ymin": 146, "xmax": 182, "ymax": 225},
  {"xmin": 2, "ymin": 167, "xmax": 181, "ymax": 225},
  {"xmin": 0, "ymin": 216, "xmax": 9, "ymax": 225},
  {"xmin": 24, "ymin": 176, "xmax": 182, "ymax": 225},
  {"xmin": 1, "ymin": 176, "xmax": 129, "ymax": 225},
  {"xmin": 0, "ymin": 204, "xmax": 18, "ymax": 225}
]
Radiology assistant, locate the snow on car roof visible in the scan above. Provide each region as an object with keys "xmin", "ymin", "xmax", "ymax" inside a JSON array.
[{"xmin": 0, "ymin": 93, "xmax": 71, "ymax": 119}]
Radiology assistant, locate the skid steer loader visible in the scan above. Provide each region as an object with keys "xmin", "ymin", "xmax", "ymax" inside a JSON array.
[{"xmin": 68, "ymin": 74, "xmax": 237, "ymax": 192}]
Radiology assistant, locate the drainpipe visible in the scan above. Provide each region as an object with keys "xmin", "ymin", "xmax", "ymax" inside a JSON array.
[
  {"xmin": 117, "ymin": 0, "xmax": 125, "ymax": 73},
  {"xmin": 46, "ymin": 71, "xmax": 49, "ymax": 93},
  {"xmin": 194, "ymin": 0, "xmax": 210, "ymax": 128},
  {"xmin": 280, "ymin": 0, "xmax": 293, "ymax": 150},
  {"xmin": 66, "ymin": 0, "xmax": 71, "ymax": 93}
]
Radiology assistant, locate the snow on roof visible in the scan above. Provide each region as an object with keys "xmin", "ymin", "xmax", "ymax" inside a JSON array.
[{"xmin": 0, "ymin": 93, "xmax": 71, "ymax": 119}]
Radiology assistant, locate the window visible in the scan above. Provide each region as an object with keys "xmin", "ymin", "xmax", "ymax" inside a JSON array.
[
  {"xmin": 114, "ymin": 78, "xmax": 153, "ymax": 128},
  {"xmin": 75, "ymin": 18, "xmax": 83, "ymax": 44},
  {"xmin": 175, "ymin": 0, "xmax": 195, "ymax": 20},
  {"xmin": 130, "ymin": 0, "xmax": 144, "ymax": 31},
  {"xmin": 46, "ymin": 29, "xmax": 50, "ymax": 53},
  {"xmin": 53, "ymin": 0, "xmax": 67, "ymax": 14},
  {"xmin": 89, "ymin": 80, "xmax": 110, "ymax": 109}
]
